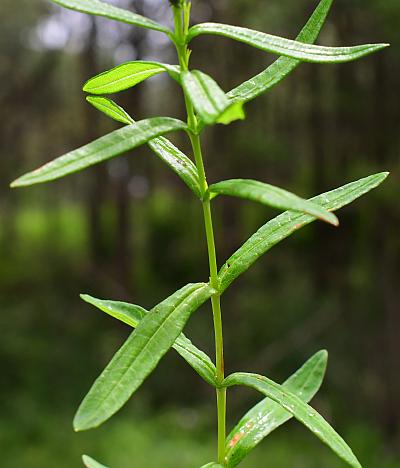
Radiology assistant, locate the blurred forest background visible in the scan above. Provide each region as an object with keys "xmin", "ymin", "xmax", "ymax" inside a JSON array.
[{"xmin": 1, "ymin": 0, "xmax": 399, "ymax": 466}]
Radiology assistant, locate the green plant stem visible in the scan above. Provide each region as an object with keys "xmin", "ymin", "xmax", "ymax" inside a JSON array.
[{"xmin": 173, "ymin": 4, "xmax": 226, "ymax": 464}]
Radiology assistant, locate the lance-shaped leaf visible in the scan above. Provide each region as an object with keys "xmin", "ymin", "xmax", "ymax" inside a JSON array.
[
  {"xmin": 225, "ymin": 350, "xmax": 328, "ymax": 468},
  {"xmin": 228, "ymin": 0, "xmax": 333, "ymax": 102},
  {"xmin": 188, "ymin": 23, "xmax": 388, "ymax": 64},
  {"xmin": 82, "ymin": 455, "xmax": 108, "ymax": 468},
  {"xmin": 51, "ymin": 0, "xmax": 169, "ymax": 34},
  {"xmin": 182, "ymin": 70, "xmax": 245, "ymax": 126},
  {"xmin": 223, "ymin": 372, "xmax": 361, "ymax": 468},
  {"xmin": 86, "ymin": 96, "xmax": 134, "ymax": 125},
  {"xmin": 84, "ymin": 97, "xmax": 201, "ymax": 198},
  {"xmin": 83, "ymin": 62, "xmax": 180, "ymax": 95},
  {"xmin": 218, "ymin": 172, "xmax": 388, "ymax": 292},
  {"xmin": 11, "ymin": 117, "xmax": 187, "ymax": 187},
  {"xmin": 80, "ymin": 294, "xmax": 217, "ymax": 386},
  {"xmin": 208, "ymin": 179, "xmax": 338, "ymax": 226},
  {"xmin": 74, "ymin": 283, "xmax": 215, "ymax": 431},
  {"xmin": 200, "ymin": 464, "xmax": 224, "ymax": 468}
]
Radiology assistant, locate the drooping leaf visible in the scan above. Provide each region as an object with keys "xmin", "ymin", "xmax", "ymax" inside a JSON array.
[
  {"xmin": 208, "ymin": 179, "xmax": 338, "ymax": 226},
  {"xmin": 82, "ymin": 98, "xmax": 202, "ymax": 198},
  {"xmin": 11, "ymin": 117, "xmax": 187, "ymax": 187},
  {"xmin": 50, "ymin": 0, "xmax": 170, "ymax": 34},
  {"xmin": 83, "ymin": 62, "xmax": 180, "ymax": 95},
  {"xmin": 80, "ymin": 294, "xmax": 217, "ymax": 386},
  {"xmin": 188, "ymin": 23, "xmax": 388, "ymax": 64},
  {"xmin": 86, "ymin": 96, "xmax": 134, "ymax": 125},
  {"xmin": 82, "ymin": 455, "xmax": 108, "ymax": 468},
  {"xmin": 218, "ymin": 172, "xmax": 388, "ymax": 292},
  {"xmin": 225, "ymin": 350, "xmax": 328, "ymax": 467},
  {"xmin": 223, "ymin": 372, "xmax": 361, "ymax": 468},
  {"xmin": 182, "ymin": 70, "xmax": 245, "ymax": 126},
  {"xmin": 228, "ymin": 0, "xmax": 334, "ymax": 102},
  {"xmin": 74, "ymin": 283, "xmax": 215, "ymax": 431}
]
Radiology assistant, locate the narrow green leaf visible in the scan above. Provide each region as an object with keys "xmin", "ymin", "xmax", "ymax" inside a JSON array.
[
  {"xmin": 51, "ymin": 0, "xmax": 170, "ymax": 34},
  {"xmin": 74, "ymin": 283, "xmax": 215, "ymax": 431},
  {"xmin": 208, "ymin": 179, "xmax": 338, "ymax": 226},
  {"xmin": 11, "ymin": 117, "xmax": 187, "ymax": 187},
  {"xmin": 82, "ymin": 97, "xmax": 201, "ymax": 198},
  {"xmin": 182, "ymin": 70, "xmax": 245, "ymax": 126},
  {"xmin": 228, "ymin": 0, "xmax": 334, "ymax": 102},
  {"xmin": 86, "ymin": 96, "xmax": 134, "ymax": 125},
  {"xmin": 80, "ymin": 294, "xmax": 217, "ymax": 386},
  {"xmin": 188, "ymin": 23, "xmax": 388, "ymax": 64},
  {"xmin": 224, "ymin": 372, "xmax": 361, "ymax": 468},
  {"xmin": 225, "ymin": 350, "xmax": 328, "ymax": 467},
  {"xmin": 82, "ymin": 455, "xmax": 108, "ymax": 468},
  {"xmin": 83, "ymin": 62, "xmax": 180, "ymax": 95},
  {"xmin": 200, "ymin": 464, "xmax": 224, "ymax": 468},
  {"xmin": 218, "ymin": 172, "xmax": 388, "ymax": 292}
]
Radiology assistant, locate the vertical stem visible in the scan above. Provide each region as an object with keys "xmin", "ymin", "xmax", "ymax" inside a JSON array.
[{"xmin": 172, "ymin": 4, "xmax": 226, "ymax": 464}]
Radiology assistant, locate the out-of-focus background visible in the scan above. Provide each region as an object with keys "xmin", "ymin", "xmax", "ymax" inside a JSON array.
[{"xmin": 1, "ymin": 0, "xmax": 399, "ymax": 466}]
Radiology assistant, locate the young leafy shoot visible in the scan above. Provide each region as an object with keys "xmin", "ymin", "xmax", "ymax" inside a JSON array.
[
  {"xmin": 228, "ymin": 0, "xmax": 334, "ymax": 102},
  {"xmin": 224, "ymin": 372, "xmax": 361, "ymax": 468},
  {"xmin": 74, "ymin": 283, "xmax": 215, "ymax": 431},
  {"xmin": 182, "ymin": 70, "xmax": 245, "ymax": 126},
  {"xmin": 50, "ymin": 0, "xmax": 170, "ymax": 34},
  {"xmin": 82, "ymin": 455, "xmax": 108, "ymax": 468},
  {"xmin": 218, "ymin": 172, "xmax": 389, "ymax": 292},
  {"xmin": 208, "ymin": 179, "xmax": 338, "ymax": 226},
  {"xmin": 225, "ymin": 350, "xmax": 328, "ymax": 468},
  {"xmin": 86, "ymin": 96, "xmax": 134, "ymax": 125},
  {"xmin": 80, "ymin": 294, "xmax": 217, "ymax": 386},
  {"xmin": 188, "ymin": 23, "xmax": 389, "ymax": 64},
  {"xmin": 83, "ymin": 62, "xmax": 180, "ymax": 95},
  {"xmin": 11, "ymin": 118, "xmax": 187, "ymax": 187}
]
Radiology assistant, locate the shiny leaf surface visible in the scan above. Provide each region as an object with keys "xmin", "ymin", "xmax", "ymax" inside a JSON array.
[
  {"xmin": 74, "ymin": 283, "xmax": 215, "ymax": 431},
  {"xmin": 82, "ymin": 455, "xmax": 108, "ymax": 468},
  {"xmin": 225, "ymin": 350, "xmax": 328, "ymax": 467},
  {"xmin": 80, "ymin": 294, "xmax": 217, "ymax": 386},
  {"xmin": 83, "ymin": 61, "xmax": 180, "ymax": 95},
  {"xmin": 188, "ymin": 23, "xmax": 388, "ymax": 64},
  {"xmin": 86, "ymin": 96, "xmax": 134, "ymax": 125},
  {"xmin": 224, "ymin": 372, "xmax": 361, "ymax": 468},
  {"xmin": 182, "ymin": 70, "xmax": 244, "ymax": 126},
  {"xmin": 11, "ymin": 117, "xmax": 187, "ymax": 187},
  {"xmin": 51, "ymin": 0, "xmax": 169, "ymax": 33},
  {"xmin": 228, "ymin": 0, "xmax": 334, "ymax": 102},
  {"xmin": 218, "ymin": 172, "xmax": 388, "ymax": 292},
  {"xmin": 208, "ymin": 179, "xmax": 338, "ymax": 226}
]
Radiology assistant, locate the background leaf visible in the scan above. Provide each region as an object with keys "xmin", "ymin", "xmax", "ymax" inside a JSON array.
[
  {"xmin": 74, "ymin": 283, "xmax": 215, "ymax": 431},
  {"xmin": 227, "ymin": 0, "xmax": 334, "ymax": 102},
  {"xmin": 80, "ymin": 294, "xmax": 217, "ymax": 386},
  {"xmin": 11, "ymin": 117, "xmax": 187, "ymax": 187},
  {"xmin": 50, "ymin": 0, "xmax": 169, "ymax": 33},
  {"xmin": 82, "ymin": 455, "xmax": 108, "ymax": 468},
  {"xmin": 188, "ymin": 23, "xmax": 388, "ymax": 63},
  {"xmin": 208, "ymin": 179, "xmax": 338, "ymax": 226},
  {"xmin": 225, "ymin": 350, "xmax": 327, "ymax": 467},
  {"xmin": 218, "ymin": 172, "xmax": 388, "ymax": 292},
  {"xmin": 83, "ymin": 62, "xmax": 180, "ymax": 95},
  {"xmin": 224, "ymin": 372, "xmax": 361, "ymax": 468}
]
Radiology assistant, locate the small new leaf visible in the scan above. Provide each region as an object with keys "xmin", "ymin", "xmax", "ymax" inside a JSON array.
[
  {"xmin": 208, "ymin": 179, "xmax": 338, "ymax": 226},
  {"xmin": 11, "ymin": 117, "xmax": 187, "ymax": 187},
  {"xmin": 182, "ymin": 70, "xmax": 245, "ymax": 126},
  {"xmin": 74, "ymin": 283, "xmax": 215, "ymax": 431},
  {"xmin": 218, "ymin": 172, "xmax": 388, "ymax": 292},
  {"xmin": 83, "ymin": 62, "xmax": 180, "ymax": 95},
  {"xmin": 82, "ymin": 455, "xmax": 108, "ymax": 468},
  {"xmin": 80, "ymin": 293, "xmax": 217, "ymax": 386},
  {"xmin": 188, "ymin": 23, "xmax": 389, "ymax": 64},
  {"xmin": 225, "ymin": 350, "xmax": 328, "ymax": 467},
  {"xmin": 86, "ymin": 96, "xmax": 134, "ymax": 125},
  {"xmin": 224, "ymin": 372, "xmax": 361, "ymax": 468},
  {"xmin": 50, "ymin": 0, "xmax": 170, "ymax": 34}
]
